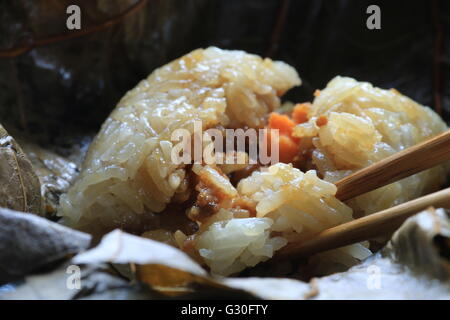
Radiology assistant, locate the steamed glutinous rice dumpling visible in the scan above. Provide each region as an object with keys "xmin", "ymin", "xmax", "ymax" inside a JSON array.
[{"xmin": 59, "ymin": 47, "xmax": 448, "ymax": 276}]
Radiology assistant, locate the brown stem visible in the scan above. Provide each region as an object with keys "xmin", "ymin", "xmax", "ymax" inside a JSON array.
[
  {"xmin": 0, "ymin": 0, "xmax": 148, "ymax": 59},
  {"xmin": 266, "ymin": 0, "xmax": 290, "ymax": 58}
]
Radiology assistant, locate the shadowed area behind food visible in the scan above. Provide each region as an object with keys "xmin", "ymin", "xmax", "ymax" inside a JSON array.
[{"xmin": 0, "ymin": 0, "xmax": 449, "ymax": 148}]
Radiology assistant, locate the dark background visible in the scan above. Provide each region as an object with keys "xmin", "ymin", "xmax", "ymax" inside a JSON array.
[{"xmin": 0, "ymin": 0, "xmax": 448, "ymax": 147}]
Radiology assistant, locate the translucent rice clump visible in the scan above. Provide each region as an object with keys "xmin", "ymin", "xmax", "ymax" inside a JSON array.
[
  {"xmin": 193, "ymin": 163, "xmax": 371, "ymax": 275},
  {"xmin": 294, "ymin": 76, "xmax": 448, "ymax": 217},
  {"xmin": 238, "ymin": 163, "xmax": 353, "ymax": 240},
  {"xmin": 195, "ymin": 209, "xmax": 287, "ymax": 276},
  {"xmin": 59, "ymin": 47, "xmax": 301, "ymax": 234}
]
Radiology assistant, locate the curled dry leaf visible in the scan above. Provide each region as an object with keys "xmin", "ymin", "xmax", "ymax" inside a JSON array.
[
  {"xmin": 136, "ymin": 265, "xmax": 224, "ymax": 296},
  {"xmin": 73, "ymin": 229, "xmax": 206, "ymax": 276},
  {"xmin": 0, "ymin": 125, "xmax": 42, "ymax": 215},
  {"xmin": 0, "ymin": 207, "xmax": 91, "ymax": 284},
  {"xmin": 222, "ymin": 277, "xmax": 310, "ymax": 300},
  {"xmin": 73, "ymin": 265, "xmax": 164, "ymax": 300},
  {"xmin": 72, "ymin": 230, "xmax": 239, "ymax": 296},
  {"xmin": 0, "ymin": 262, "xmax": 160, "ymax": 300},
  {"xmin": 19, "ymin": 141, "xmax": 79, "ymax": 218},
  {"xmin": 384, "ymin": 206, "xmax": 450, "ymax": 279}
]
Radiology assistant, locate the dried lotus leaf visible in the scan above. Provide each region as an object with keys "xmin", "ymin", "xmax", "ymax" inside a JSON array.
[
  {"xmin": 72, "ymin": 229, "xmax": 206, "ymax": 276},
  {"xmin": 136, "ymin": 264, "xmax": 234, "ymax": 296},
  {"xmin": 0, "ymin": 207, "xmax": 91, "ymax": 284},
  {"xmin": 382, "ymin": 207, "xmax": 450, "ymax": 280},
  {"xmin": 1, "ymin": 263, "xmax": 160, "ymax": 300},
  {"xmin": 19, "ymin": 141, "xmax": 79, "ymax": 218},
  {"xmin": 0, "ymin": 125, "xmax": 42, "ymax": 215},
  {"xmin": 72, "ymin": 229, "xmax": 234, "ymax": 296},
  {"xmin": 136, "ymin": 264, "xmax": 207, "ymax": 291}
]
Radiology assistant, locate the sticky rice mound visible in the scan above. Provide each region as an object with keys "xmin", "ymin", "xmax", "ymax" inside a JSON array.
[
  {"xmin": 59, "ymin": 50, "xmax": 447, "ymax": 277},
  {"xmin": 59, "ymin": 47, "xmax": 301, "ymax": 234},
  {"xmin": 294, "ymin": 76, "xmax": 448, "ymax": 217},
  {"xmin": 189, "ymin": 163, "xmax": 370, "ymax": 276}
]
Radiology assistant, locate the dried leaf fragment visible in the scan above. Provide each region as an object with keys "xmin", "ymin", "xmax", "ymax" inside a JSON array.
[
  {"xmin": 0, "ymin": 125, "xmax": 42, "ymax": 215},
  {"xmin": 20, "ymin": 141, "xmax": 79, "ymax": 218},
  {"xmin": 0, "ymin": 207, "xmax": 91, "ymax": 284},
  {"xmin": 72, "ymin": 229, "xmax": 232, "ymax": 295},
  {"xmin": 73, "ymin": 229, "xmax": 206, "ymax": 276}
]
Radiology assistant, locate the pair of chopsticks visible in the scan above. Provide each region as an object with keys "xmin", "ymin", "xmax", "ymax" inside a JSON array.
[{"xmin": 275, "ymin": 129, "xmax": 450, "ymax": 259}]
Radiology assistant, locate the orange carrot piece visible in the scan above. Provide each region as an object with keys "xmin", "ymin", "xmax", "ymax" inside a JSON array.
[
  {"xmin": 264, "ymin": 130, "xmax": 299, "ymax": 164},
  {"xmin": 316, "ymin": 115, "xmax": 328, "ymax": 127},
  {"xmin": 268, "ymin": 112, "xmax": 295, "ymax": 136},
  {"xmin": 278, "ymin": 134, "xmax": 300, "ymax": 163},
  {"xmin": 292, "ymin": 103, "xmax": 310, "ymax": 124}
]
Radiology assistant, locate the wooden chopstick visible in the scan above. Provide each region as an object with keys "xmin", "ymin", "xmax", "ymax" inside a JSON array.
[
  {"xmin": 273, "ymin": 130, "xmax": 450, "ymax": 260},
  {"xmin": 275, "ymin": 187, "xmax": 450, "ymax": 259},
  {"xmin": 335, "ymin": 130, "xmax": 450, "ymax": 201}
]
